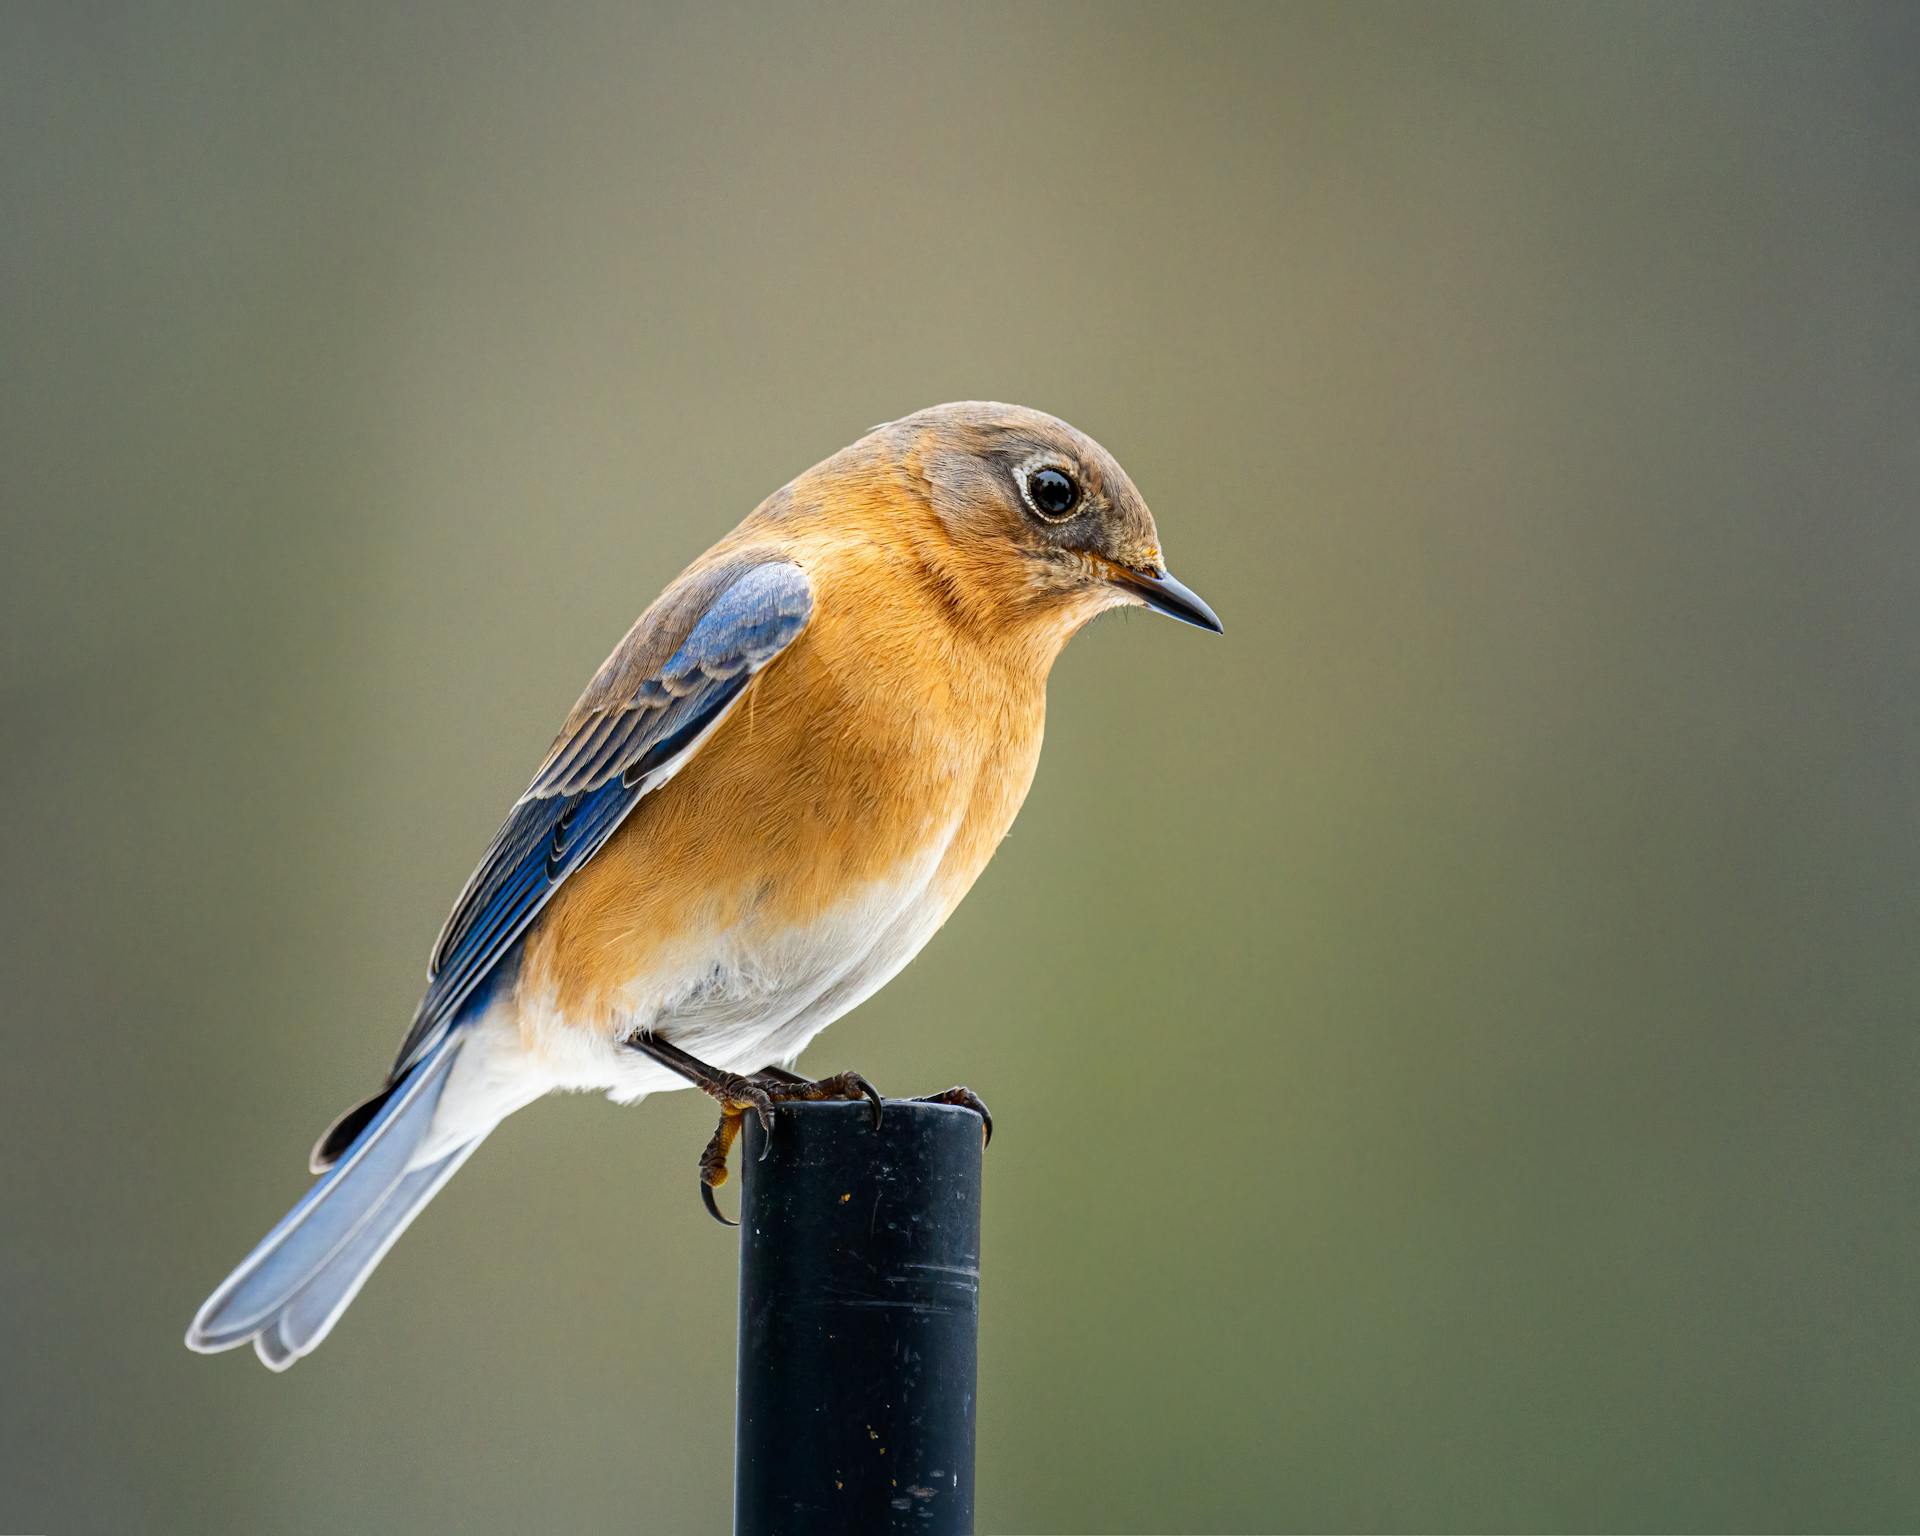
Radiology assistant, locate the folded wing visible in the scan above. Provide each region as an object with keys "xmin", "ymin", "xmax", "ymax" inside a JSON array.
[{"xmin": 384, "ymin": 556, "xmax": 813, "ymax": 1085}]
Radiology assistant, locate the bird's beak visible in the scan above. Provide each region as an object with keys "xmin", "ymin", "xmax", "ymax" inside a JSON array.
[{"xmin": 1110, "ymin": 563, "xmax": 1224, "ymax": 633}]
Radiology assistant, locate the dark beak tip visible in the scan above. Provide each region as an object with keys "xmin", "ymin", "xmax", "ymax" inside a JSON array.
[{"xmin": 1128, "ymin": 567, "xmax": 1223, "ymax": 634}]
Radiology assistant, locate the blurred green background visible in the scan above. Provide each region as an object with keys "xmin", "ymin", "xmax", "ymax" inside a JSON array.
[{"xmin": 5, "ymin": 3, "xmax": 1917, "ymax": 1531}]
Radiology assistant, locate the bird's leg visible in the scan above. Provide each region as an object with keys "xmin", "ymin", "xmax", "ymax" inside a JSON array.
[
  {"xmin": 624, "ymin": 1033, "xmax": 882, "ymax": 1226},
  {"xmin": 912, "ymin": 1086, "xmax": 994, "ymax": 1147}
]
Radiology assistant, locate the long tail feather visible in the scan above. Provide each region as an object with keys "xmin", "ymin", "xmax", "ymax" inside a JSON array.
[
  {"xmin": 187, "ymin": 1036, "xmax": 471, "ymax": 1366},
  {"xmin": 252, "ymin": 1136, "xmax": 485, "ymax": 1369}
]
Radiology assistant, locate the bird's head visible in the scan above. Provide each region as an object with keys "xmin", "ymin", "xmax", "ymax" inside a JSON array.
[{"xmin": 873, "ymin": 402, "xmax": 1222, "ymax": 656}]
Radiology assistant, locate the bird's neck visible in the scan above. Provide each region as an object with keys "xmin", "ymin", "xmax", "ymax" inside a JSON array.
[
  {"xmin": 768, "ymin": 458, "xmax": 1089, "ymax": 682},
  {"xmin": 904, "ymin": 541, "xmax": 1085, "ymax": 678}
]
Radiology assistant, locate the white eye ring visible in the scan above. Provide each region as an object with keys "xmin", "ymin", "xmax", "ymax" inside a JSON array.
[{"xmin": 1015, "ymin": 458, "xmax": 1082, "ymax": 523}]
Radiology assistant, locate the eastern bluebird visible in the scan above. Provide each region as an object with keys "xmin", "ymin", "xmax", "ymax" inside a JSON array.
[{"xmin": 186, "ymin": 402, "xmax": 1221, "ymax": 1369}]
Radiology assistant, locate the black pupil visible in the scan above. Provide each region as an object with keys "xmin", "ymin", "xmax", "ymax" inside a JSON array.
[{"xmin": 1030, "ymin": 467, "xmax": 1078, "ymax": 516}]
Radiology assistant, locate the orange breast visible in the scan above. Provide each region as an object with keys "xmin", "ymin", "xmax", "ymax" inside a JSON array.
[{"xmin": 515, "ymin": 538, "xmax": 1048, "ymax": 1034}]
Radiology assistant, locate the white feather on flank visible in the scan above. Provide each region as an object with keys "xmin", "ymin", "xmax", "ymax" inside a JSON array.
[{"xmin": 504, "ymin": 820, "xmax": 963, "ymax": 1105}]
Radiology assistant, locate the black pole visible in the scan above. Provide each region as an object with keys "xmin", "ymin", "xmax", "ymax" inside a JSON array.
[{"xmin": 734, "ymin": 1098, "xmax": 983, "ymax": 1536}]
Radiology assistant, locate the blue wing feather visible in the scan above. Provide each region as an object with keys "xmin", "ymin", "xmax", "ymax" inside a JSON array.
[{"xmin": 386, "ymin": 560, "xmax": 811, "ymax": 1079}]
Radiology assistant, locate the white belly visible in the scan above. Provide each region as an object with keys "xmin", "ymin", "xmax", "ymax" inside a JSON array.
[
  {"xmin": 442, "ymin": 830, "xmax": 959, "ymax": 1125},
  {"xmin": 648, "ymin": 856, "xmax": 955, "ymax": 1077}
]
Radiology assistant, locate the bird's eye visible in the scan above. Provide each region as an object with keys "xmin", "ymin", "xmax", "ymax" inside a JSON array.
[{"xmin": 1022, "ymin": 465, "xmax": 1080, "ymax": 521}]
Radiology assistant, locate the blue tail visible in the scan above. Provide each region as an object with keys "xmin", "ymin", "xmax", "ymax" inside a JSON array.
[{"xmin": 186, "ymin": 1035, "xmax": 485, "ymax": 1370}]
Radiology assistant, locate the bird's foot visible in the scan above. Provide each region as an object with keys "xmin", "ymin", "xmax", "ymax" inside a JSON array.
[
  {"xmin": 622, "ymin": 1034, "xmax": 985, "ymax": 1226},
  {"xmin": 630, "ymin": 1033, "xmax": 876, "ymax": 1224},
  {"xmin": 691, "ymin": 1067, "xmax": 882, "ymax": 1225},
  {"xmin": 911, "ymin": 1086, "xmax": 993, "ymax": 1147}
]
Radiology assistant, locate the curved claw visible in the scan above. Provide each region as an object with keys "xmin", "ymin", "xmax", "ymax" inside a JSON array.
[
  {"xmin": 738, "ymin": 1082, "xmax": 776, "ymax": 1161},
  {"xmin": 851, "ymin": 1072, "xmax": 884, "ymax": 1130},
  {"xmin": 698, "ymin": 1104, "xmax": 748, "ymax": 1220},
  {"xmin": 701, "ymin": 1178, "xmax": 738, "ymax": 1228},
  {"xmin": 914, "ymin": 1086, "xmax": 992, "ymax": 1147}
]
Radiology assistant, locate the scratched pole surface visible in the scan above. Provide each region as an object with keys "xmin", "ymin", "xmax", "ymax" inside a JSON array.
[{"xmin": 734, "ymin": 1098, "xmax": 983, "ymax": 1536}]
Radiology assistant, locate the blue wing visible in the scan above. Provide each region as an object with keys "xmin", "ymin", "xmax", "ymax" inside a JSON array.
[{"xmin": 386, "ymin": 559, "xmax": 812, "ymax": 1081}]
